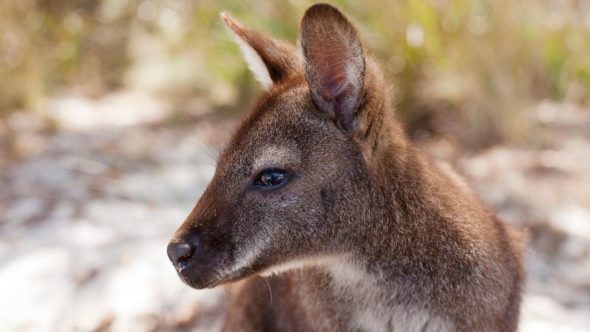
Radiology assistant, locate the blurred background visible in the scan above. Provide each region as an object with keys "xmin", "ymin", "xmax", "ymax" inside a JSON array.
[{"xmin": 1, "ymin": 0, "xmax": 589, "ymax": 331}]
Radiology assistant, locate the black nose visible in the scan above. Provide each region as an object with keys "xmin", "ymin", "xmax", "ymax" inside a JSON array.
[{"xmin": 167, "ymin": 241, "xmax": 195, "ymax": 271}]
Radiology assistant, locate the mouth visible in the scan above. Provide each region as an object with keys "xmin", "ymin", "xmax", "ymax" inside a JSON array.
[{"xmin": 175, "ymin": 262, "xmax": 251, "ymax": 289}]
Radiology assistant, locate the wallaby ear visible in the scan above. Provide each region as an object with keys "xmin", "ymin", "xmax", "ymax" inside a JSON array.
[
  {"xmin": 221, "ymin": 12, "xmax": 301, "ymax": 88},
  {"xmin": 300, "ymin": 4, "xmax": 365, "ymax": 132}
]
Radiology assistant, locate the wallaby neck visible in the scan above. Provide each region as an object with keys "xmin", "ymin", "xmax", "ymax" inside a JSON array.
[{"xmin": 351, "ymin": 128, "xmax": 479, "ymax": 283}]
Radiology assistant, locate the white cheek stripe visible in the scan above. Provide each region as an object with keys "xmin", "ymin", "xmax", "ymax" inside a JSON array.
[
  {"xmin": 259, "ymin": 255, "xmax": 349, "ymax": 277},
  {"xmin": 229, "ymin": 236, "xmax": 271, "ymax": 275},
  {"xmin": 227, "ymin": 239, "xmax": 349, "ymax": 280}
]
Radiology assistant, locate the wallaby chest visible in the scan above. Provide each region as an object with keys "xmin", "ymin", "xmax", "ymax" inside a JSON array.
[{"xmin": 326, "ymin": 263, "xmax": 453, "ymax": 332}]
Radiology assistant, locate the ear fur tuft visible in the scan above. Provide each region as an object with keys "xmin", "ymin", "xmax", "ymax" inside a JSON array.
[{"xmin": 221, "ymin": 12, "xmax": 301, "ymax": 88}]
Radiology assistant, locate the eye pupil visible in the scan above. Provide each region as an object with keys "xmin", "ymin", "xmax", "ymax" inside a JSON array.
[{"xmin": 255, "ymin": 169, "xmax": 287, "ymax": 188}]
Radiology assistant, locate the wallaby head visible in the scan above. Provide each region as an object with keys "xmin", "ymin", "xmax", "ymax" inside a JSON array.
[
  {"xmin": 167, "ymin": 4, "xmax": 403, "ymax": 289},
  {"xmin": 167, "ymin": 5, "xmax": 524, "ymax": 331}
]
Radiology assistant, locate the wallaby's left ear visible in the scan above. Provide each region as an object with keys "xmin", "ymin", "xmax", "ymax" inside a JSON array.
[
  {"xmin": 300, "ymin": 4, "xmax": 365, "ymax": 132},
  {"xmin": 221, "ymin": 13, "xmax": 301, "ymax": 88}
]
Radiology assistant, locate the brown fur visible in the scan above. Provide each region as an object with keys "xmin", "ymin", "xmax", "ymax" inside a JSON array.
[{"xmin": 167, "ymin": 4, "xmax": 524, "ymax": 331}]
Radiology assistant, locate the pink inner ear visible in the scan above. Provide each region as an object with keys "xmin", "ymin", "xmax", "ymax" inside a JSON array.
[
  {"xmin": 320, "ymin": 70, "xmax": 349, "ymax": 103},
  {"xmin": 301, "ymin": 4, "xmax": 365, "ymax": 130},
  {"xmin": 308, "ymin": 41, "xmax": 363, "ymax": 129},
  {"xmin": 310, "ymin": 39, "xmax": 355, "ymax": 102}
]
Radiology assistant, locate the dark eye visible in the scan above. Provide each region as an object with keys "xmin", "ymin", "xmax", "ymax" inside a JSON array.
[{"xmin": 253, "ymin": 169, "xmax": 288, "ymax": 189}]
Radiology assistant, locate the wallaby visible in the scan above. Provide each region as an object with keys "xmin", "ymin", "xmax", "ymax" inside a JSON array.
[{"xmin": 167, "ymin": 4, "xmax": 524, "ymax": 331}]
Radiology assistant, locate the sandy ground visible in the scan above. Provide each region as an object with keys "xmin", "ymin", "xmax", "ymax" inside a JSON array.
[{"xmin": 1, "ymin": 91, "xmax": 589, "ymax": 331}]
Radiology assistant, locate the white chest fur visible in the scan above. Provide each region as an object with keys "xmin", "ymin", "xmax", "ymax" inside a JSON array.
[{"xmin": 327, "ymin": 262, "xmax": 453, "ymax": 332}]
